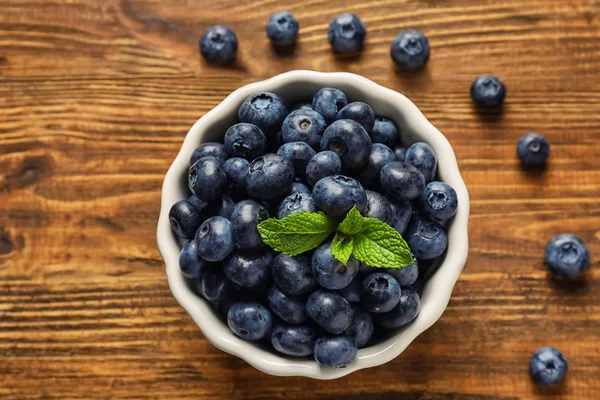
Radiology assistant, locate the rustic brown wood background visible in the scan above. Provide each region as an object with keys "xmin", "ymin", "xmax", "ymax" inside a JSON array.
[{"xmin": 1, "ymin": 0, "xmax": 599, "ymax": 399}]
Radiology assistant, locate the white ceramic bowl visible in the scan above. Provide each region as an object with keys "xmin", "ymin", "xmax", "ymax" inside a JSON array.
[{"xmin": 157, "ymin": 70, "xmax": 470, "ymax": 380}]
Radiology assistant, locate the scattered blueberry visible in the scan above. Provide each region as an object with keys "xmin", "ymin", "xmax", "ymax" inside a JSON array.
[
  {"xmin": 357, "ymin": 143, "xmax": 396, "ymax": 186},
  {"xmin": 223, "ymin": 157, "xmax": 249, "ymax": 195},
  {"xmin": 337, "ymin": 277, "xmax": 361, "ymax": 303},
  {"xmin": 312, "ymin": 88, "xmax": 348, "ymax": 124},
  {"xmin": 179, "ymin": 240, "xmax": 208, "ymax": 279},
  {"xmin": 420, "ymin": 181, "xmax": 458, "ymax": 223},
  {"xmin": 224, "ymin": 249, "xmax": 272, "ymax": 287},
  {"xmin": 387, "ymin": 196, "xmax": 413, "ymax": 234},
  {"xmin": 312, "ymin": 175, "xmax": 367, "ymax": 217},
  {"xmin": 328, "ymin": 13, "xmax": 366, "ymax": 53},
  {"xmin": 360, "ymin": 272, "xmax": 401, "ymax": 313},
  {"xmin": 312, "ymin": 241, "xmax": 359, "ymax": 290},
  {"xmin": 271, "ymin": 324, "xmax": 316, "ymax": 357},
  {"xmin": 385, "ymin": 256, "xmax": 419, "ymax": 287},
  {"xmin": 267, "ymin": 285, "xmax": 308, "ymax": 324},
  {"xmin": 204, "ymin": 195, "xmax": 236, "ymax": 219},
  {"xmin": 277, "ymin": 141, "xmax": 316, "ymax": 178},
  {"xmin": 277, "ymin": 192, "xmax": 317, "ymax": 219},
  {"xmin": 544, "ymin": 234, "xmax": 590, "ymax": 278},
  {"xmin": 346, "ymin": 306, "xmax": 374, "ymax": 348},
  {"xmin": 227, "ymin": 302, "xmax": 273, "ymax": 341},
  {"xmin": 390, "ymin": 30, "xmax": 430, "ymax": 69},
  {"xmin": 471, "ymin": 75, "xmax": 506, "ymax": 108},
  {"xmin": 195, "ymin": 216, "xmax": 234, "ymax": 262},
  {"xmin": 321, "ymin": 119, "xmax": 372, "ymax": 169},
  {"xmin": 362, "ymin": 190, "xmax": 393, "ymax": 223},
  {"xmin": 238, "ymin": 92, "xmax": 288, "ymax": 135},
  {"xmin": 224, "ymin": 123, "xmax": 267, "ymax": 160},
  {"xmin": 189, "ymin": 156, "xmax": 228, "ymax": 202},
  {"xmin": 374, "ymin": 288, "xmax": 420, "ymax": 328},
  {"xmin": 405, "ymin": 142, "xmax": 437, "ymax": 183},
  {"xmin": 200, "ymin": 267, "xmax": 233, "ymax": 303},
  {"xmin": 246, "ymin": 154, "xmax": 295, "ymax": 201},
  {"xmin": 290, "ymin": 181, "xmax": 311, "ymax": 195},
  {"xmin": 271, "ymin": 254, "xmax": 317, "ymax": 296},
  {"xmin": 337, "ymin": 102, "xmax": 375, "ymax": 133},
  {"xmin": 517, "ymin": 133, "xmax": 550, "ymax": 169},
  {"xmin": 190, "ymin": 142, "xmax": 228, "ymax": 166},
  {"xmin": 266, "ymin": 11, "xmax": 299, "ymax": 46},
  {"xmin": 281, "ymin": 109, "xmax": 327, "ymax": 150},
  {"xmin": 306, "ymin": 290, "xmax": 354, "ymax": 334},
  {"xmin": 404, "ymin": 216, "xmax": 448, "ymax": 260},
  {"xmin": 169, "ymin": 200, "xmax": 203, "ymax": 239},
  {"xmin": 230, "ymin": 200, "xmax": 269, "ymax": 249},
  {"xmin": 314, "ymin": 336, "xmax": 358, "ymax": 368},
  {"xmin": 305, "ymin": 151, "xmax": 342, "ymax": 187},
  {"xmin": 393, "ymin": 146, "xmax": 407, "ymax": 162},
  {"xmin": 529, "ymin": 347, "xmax": 568, "ymax": 387},
  {"xmin": 380, "ymin": 162, "xmax": 426, "ymax": 201},
  {"xmin": 372, "ymin": 117, "xmax": 400, "ymax": 147},
  {"xmin": 200, "ymin": 25, "xmax": 238, "ymax": 65}
]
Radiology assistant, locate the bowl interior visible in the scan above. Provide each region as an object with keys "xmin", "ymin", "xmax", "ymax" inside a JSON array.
[{"xmin": 159, "ymin": 71, "xmax": 469, "ymax": 379}]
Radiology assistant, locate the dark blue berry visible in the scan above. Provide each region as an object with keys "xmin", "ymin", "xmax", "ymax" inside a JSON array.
[
  {"xmin": 223, "ymin": 157, "xmax": 249, "ymax": 196},
  {"xmin": 271, "ymin": 254, "xmax": 317, "ymax": 296},
  {"xmin": 277, "ymin": 193, "xmax": 317, "ymax": 219},
  {"xmin": 281, "ymin": 109, "xmax": 327, "ymax": 150},
  {"xmin": 345, "ymin": 306, "xmax": 374, "ymax": 348},
  {"xmin": 266, "ymin": 11, "xmax": 299, "ymax": 46},
  {"xmin": 312, "ymin": 175, "xmax": 367, "ymax": 217},
  {"xmin": 328, "ymin": 13, "xmax": 366, "ymax": 53},
  {"xmin": 230, "ymin": 200, "xmax": 269, "ymax": 249},
  {"xmin": 246, "ymin": 154, "xmax": 295, "ymax": 201},
  {"xmin": 518, "ymin": 133, "xmax": 550, "ymax": 169},
  {"xmin": 271, "ymin": 324, "xmax": 316, "ymax": 357},
  {"xmin": 312, "ymin": 88, "xmax": 348, "ymax": 124},
  {"xmin": 380, "ymin": 162, "xmax": 426, "ymax": 201},
  {"xmin": 321, "ymin": 119, "xmax": 372, "ymax": 169},
  {"xmin": 190, "ymin": 142, "xmax": 228, "ymax": 166},
  {"xmin": 405, "ymin": 216, "xmax": 448, "ymax": 260},
  {"xmin": 356, "ymin": 143, "xmax": 396, "ymax": 186},
  {"xmin": 291, "ymin": 102, "xmax": 313, "ymax": 111},
  {"xmin": 471, "ymin": 75, "xmax": 506, "ymax": 108},
  {"xmin": 224, "ymin": 249, "xmax": 272, "ymax": 288},
  {"xmin": 529, "ymin": 347, "xmax": 568, "ymax": 387},
  {"xmin": 372, "ymin": 117, "xmax": 400, "ymax": 147},
  {"xmin": 374, "ymin": 288, "xmax": 420, "ymax": 328},
  {"xmin": 200, "ymin": 267, "xmax": 233, "ymax": 303},
  {"xmin": 312, "ymin": 241, "xmax": 359, "ymax": 290},
  {"xmin": 195, "ymin": 216, "xmax": 234, "ymax": 262},
  {"xmin": 385, "ymin": 256, "xmax": 419, "ymax": 287},
  {"xmin": 336, "ymin": 278, "xmax": 361, "ymax": 303},
  {"xmin": 277, "ymin": 142, "xmax": 316, "ymax": 178},
  {"xmin": 314, "ymin": 336, "xmax": 357, "ymax": 368},
  {"xmin": 227, "ymin": 302, "xmax": 273, "ymax": 341},
  {"xmin": 544, "ymin": 234, "xmax": 590, "ymax": 278},
  {"xmin": 362, "ymin": 190, "xmax": 392, "ymax": 223},
  {"xmin": 393, "ymin": 146, "xmax": 407, "ymax": 162},
  {"xmin": 238, "ymin": 92, "xmax": 288, "ymax": 136},
  {"xmin": 337, "ymin": 102, "xmax": 375, "ymax": 133},
  {"xmin": 169, "ymin": 200, "xmax": 203, "ymax": 239},
  {"xmin": 188, "ymin": 157, "xmax": 228, "ymax": 202},
  {"xmin": 306, "ymin": 151, "xmax": 343, "ymax": 187},
  {"xmin": 360, "ymin": 273, "xmax": 401, "ymax": 313},
  {"xmin": 179, "ymin": 240, "xmax": 208, "ymax": 279},
  {"xmin": 267, "ymin": 285, "xmax": 308, "ymax": 324},
  {"xmin": 188, "ymin": 195, "xmax": 208, "ymax": 212},
  {"xmin": 405, "ymin": 142, "xmax": 437, "ymax": 183},
  {"xmin": 204, "ymin": 195, "xmax": 236, "ymax": 219},
  {"xmin": 391, "ymin": 30, "xmax": 430, "ymax": 69},
  {"xmin": 224, "ymin": 123, "xmax": 267, "ymax": 161},
  {"xmin": 387, "ymin": 196, "xmax": 412, "ymax": 234},
  {"xmin": 290, "ymin": 182, "xmax": 311, "ymax": 195},
  {"xmin": 421, "ymin": 181, "xmax": 458, "ymax": 223},
  {"xmin": 200, "ymin": 25, "xmax": 238, "ymax": 65},
  {"xmin": 306, "ymin": 290, "xmax": 353, "ymax": 334}
]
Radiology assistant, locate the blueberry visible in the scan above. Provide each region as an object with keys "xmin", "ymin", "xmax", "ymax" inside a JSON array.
[
  {"xmin": 306, "ymin": 290, "xmax": 354, "ymax": 334},
  {"xmin": 518, "ymin": 133, "xmax": 550, "ymax": 169},
  {"xmin": 238, "ymin": 92, "xmax": 288, "ymax": 136},
  {"xmin": 529, "ymin": 347, "xmax": 568, "ymax": 386},
  {"xmin": 277, "ymin": 142, "xmax": 316, "ymax": 178},
  {"xmin": 188, "ymin": 157, "xmax": 228, "ymax": 202},
  {"xmin": 313, "ymin": 336, "xmax": 358, "ymax": 368},
  {"xmin": 190, "ymin": 142, "xmax": 228, "ymax": 166},
  {"xmin": 312, "ymin": 175, "xmax": 367, "ymax": 217},
  {"xmin": 374, "ymin": 288, "xmax": 420, "ymax": 328},
  {"xmin": 277, "ymin": 193, "xmax": 317, "ymax": 219},
  {"xmin": 227, "ymin": 302, "xmax": 273, "ymax": 341},
  {"xmin": 362, "ymin": 190, "xmax": 392, "ymax": 223},
  {"xmin": 224, "ymin": 249, "xmax": 272, "ymax": 287},
  {"xmin": 385, "ymin": 256, "xmax": 419, "ymax": 287},
  {"xmin": 405, "ymin": 142, "xmax": 437, "ymax": 183},
  {"xmin": 312, "ymin": 88, "xmax": 348, "ymax": 124},
  {"xmin": 290, "ymin": 181, "xmax": 311, "ymax": 195},
  {"xmin": 336, "ymin": 278, "xmax": 361, "ymax": 303},
  {"xmin": 356, "ymin": 143, "xmax": 396, "ymax": 186},
  {"xmin": 246, "ymin": 154, "xmax": 295, "ymax": 201},
  {"xmin": 421, "ymin": 181, "xmax": 458, "ymax": 223},
  {"xmin": 169, "ymin": 200, "xmax": 203, "ymax": 239},
  {"xmin": 224, "ymin": 123, "xmax": 267, "ymax": 161},
  {"xmin": 267, "ymin": 285, "xmax": 308, "ymax": 324},
  {"xmin": 393, "ymin": 146, "xmax": 407, "ymax": 162},
  {"xmin": 544, "ymin": 234, "xmax": 590, "ymax": 278},
  {"xmin": 230, "ymin": 200, "xmax": 269, "ymax": 249},
  {"xmin": 471, "ymin": 75, "xmax": 506, "ymax": 108},
  {"xmin": 328, "ymin": 13, "xmax": 366, "ymax": 53},
  {"xmin": 200, "ymin": 25, "xmax": 238, "ymax": 65},
  {"xmin": 271, "ymin": 254, "xmax": 317, "ymax": 296},
  {"xmin": 271, "ymin": 324, "xmax": 316, "ymax": 357},
  {"xmin": 387, "ymin": 196, "xmax": 412, "ymax": 234},
  {"xmin": 360, "ymin": 273, "xmax": 401, "ymax": 313},
  {"xmin": 404, "ymin": 216, "xmax": 448, "ymax": 260},
  {"xmin": 281, "ymin": 109, "xmax": 327, "ymax": 150},
  {"xmin": 380, "ymin": 162, "xmax": 426, "ymax": 201},
  {"xmin": 372, "ymin": 117, "xmax": 400, "ymax": 147},
  {"xmin": 179, "ymin": 240, "xmax": 208, "ymax": 279},
  {"xmin": 200, "ymin": 267, "xmax": 233, "ymax": 303},
  {"xmin": 291, "ymin": 102, "xmax": 313, "ymax": 111},
  {"xmin": 266, "ymin": 11, "xmax": 299, "ymax": 46},
  {"xmin": 306, "ymin": 151, "xmax": 343, "ymax": 187},
  {"xmin": 188, "ymin": 195, "xmax": 208, "ymax": 212},
  {"xmin": 345, "ymin": 306, "xmax": 374, "ymax": 348},
  {"xmin": 195, "ymin": 216, "xmax": 234, "ymax": 262},
  {"xmin": 321, "ymin": 120, "xmax": 372, "ymax": 169},
  {"xmin": 312, "ymin": 241, "xmax": 359, "ymax": 290},
  {"xmin": 390, "ymin": 30, "xmax": 430, "ymax": 69},
  {"xmin": 204, "ymin": 195, "xmax": 236, "ymax": 219},
  {"xmin": 223, "ymin": 157, "xmax": 249, "ymax": 196},
  {"xmin": 337, "ymin": 102, "xmax": 375, "ymax": 133}
]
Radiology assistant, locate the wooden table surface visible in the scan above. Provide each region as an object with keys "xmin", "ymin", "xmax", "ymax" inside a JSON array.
[{"xmin": 1, "ymin": 0, "xmax": 600, "ymax": 399}]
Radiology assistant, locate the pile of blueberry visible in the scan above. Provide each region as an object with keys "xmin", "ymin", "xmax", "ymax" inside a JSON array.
[{"xmin": 169, "ymin": 87, "xmax": 459, "ymax": 368}]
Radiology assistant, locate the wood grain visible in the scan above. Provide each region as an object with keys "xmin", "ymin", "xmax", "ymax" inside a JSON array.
[{"xmin": 1, "ymin": 0, "xmax": 599, "ymax": 399}]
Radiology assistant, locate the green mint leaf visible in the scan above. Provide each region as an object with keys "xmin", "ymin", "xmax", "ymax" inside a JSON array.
[
  {"xmin": 337, "ymin": 206, "xmax": 364, "ymax": 235},
  {"xmin": 257, "ymin": 212, "xmax": 337, "ymax": 256},
  {"xmin": 352, "ymin": 218, "xmax": 414, "ymax": 269},
  {"xmin": 331, "ymin": 233, "xmax": 354, "ymax": 265}
]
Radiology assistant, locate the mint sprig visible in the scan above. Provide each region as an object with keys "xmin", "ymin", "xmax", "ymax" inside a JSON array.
[{"xmin": 257, "ymin": 206, "xmax": 413, "ymax": 269}]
